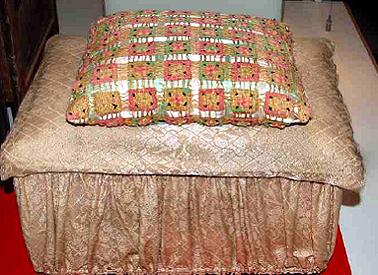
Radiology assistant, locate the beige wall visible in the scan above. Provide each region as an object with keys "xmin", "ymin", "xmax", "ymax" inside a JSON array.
[
  {"xmin": 56, "ymin": 0, "xmax": 283, "ymax": 35},
  {"xmin": 104, "ymin": 0, "xmax": 283, "ymax": 20},
  {"xmin": 56, "ymin": 0, "xmax": 104, "ymax": 35}
]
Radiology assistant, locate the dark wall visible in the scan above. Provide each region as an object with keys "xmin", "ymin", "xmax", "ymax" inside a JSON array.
[{"xmin": 344, "ymin": 1, "xmax": 378, "ymax": 62}]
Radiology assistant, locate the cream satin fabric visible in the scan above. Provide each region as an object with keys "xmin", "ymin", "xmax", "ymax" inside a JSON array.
[
  {"xmin": 0, "ymin": 36, "xmax": 364, "ymax": 190},
  {"xmin": 15, "ymin": 174, "xmax": 342, "ymax": 274},
  {"xmin": 0, "ymin": 35, "xmax": 364, "ymax": 274}
]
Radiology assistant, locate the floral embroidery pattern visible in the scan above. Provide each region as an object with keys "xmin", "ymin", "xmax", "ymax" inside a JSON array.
[
  {"xmin": 164, "ymin": 61, "xmax": 191, "ymax": 81},
  {"xmin": 128, "ymin": 62, "xmax": 155, "ymax": 80},
  {"xmin": 130, "ymin": 26, "xmax": 155, "ymax": 38},
  {"xmin": 232, "ymin": 63, "xmax": 259, "ymax": 82},
  {"xmin": 229, "ymin": 19, "xmax": 250, "ymax": 29},
  {"xmin": 264, "ymin": 93, "xmax": 294, "ymax": 118},
  {"xmin": 137, "ymin": 10, "xmax": 159, "ymax": 16},
  {"xmin": 129, "ymin": 42, "xmax": 155, "ymax": 56},
  {"xmin": 166, "ymin": 41, "xmax": 190, "ymax": 54},
  {"xmin": 129, "ymin": 88, "xmax": 158, "ymax": 111},
  {"xmin": 164, "ymin": 88, "xmax": 192, "ymax": 111},
  {"xmin": 200, "ymin": 62, "xmax": 225, "ymax": 81},
  {"xmin": 233, "ymin": 44, "xmax": 256, "ymax": 58},
  {"xmin": 100, "ymin": 31, "xmax": 120, "ymax": 49},
  {"xmin": 230, "ymin": 89, "xmax": 259, "ymax": 113},
  {"xmin": 198, "ymin": 17, "xmax": 222, "ymax": 25},
  {"xmin": 92, "ymin": 64, "xmax": 117, "ymax": 84},
  {"xmin": 131, "ymin": 17, "xmax": 156, "ymax": 25},
  {"xmin": 199, "ymin": 89, "xmax": 225, "ymax": 111},
  {"xmin": 199, "ymin": 42, "xmax": 224, "ymax": 55},
  {"xmin": 67, "ymin": 10, "xmax": 311, "ymax": 128},
  {"xmin": 199, "ymin": 27, "xmax": 221, "ymax": 38},
  {"xmin": 93, "ymin": 92, "xmax": 122, "ymax": 116},
  {"xmin": 231, "ymin": 30, "xmax": 254, "ymax": 43},
  {"xmin": 166, "ymin": 25, "xmax": 190, "ymax": 36}
]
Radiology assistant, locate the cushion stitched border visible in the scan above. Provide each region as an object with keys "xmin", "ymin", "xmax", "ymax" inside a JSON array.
[{"xmin": 66, "ymin": 10, "xmax": 312, "ymax": 128}]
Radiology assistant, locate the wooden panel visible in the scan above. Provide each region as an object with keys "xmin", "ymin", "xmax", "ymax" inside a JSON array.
[
  {"xmin": 0, "ymin": 0, "xmax": 59, "ymax": 150},
  {"xmin": 16, "ymin": 0, "xmax": 52, "ymax": 82},
  {"xmin": 0, "ymin": 0, "xmax": 15, "ymax": 103},
  {"xmin": 2, "ymin": 0, "xmax": 59, "ymax": 105}
]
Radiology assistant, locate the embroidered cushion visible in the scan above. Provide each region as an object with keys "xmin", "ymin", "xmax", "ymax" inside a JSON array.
[{"xmin": 66, "ymin": 10, "xmax": 311, "ymax": 128}]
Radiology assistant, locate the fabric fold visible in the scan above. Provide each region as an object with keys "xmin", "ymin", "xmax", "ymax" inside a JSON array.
[
  {"xmin": 0, "ymin": 36, "xmax": 365, "ymax": 190},
  {"xmin": 15, "ymin": 173, "xmax": 342, "ymax": 274}
]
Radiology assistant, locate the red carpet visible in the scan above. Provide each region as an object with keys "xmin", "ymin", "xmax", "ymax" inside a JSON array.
[{"xmin": 0, "ymin": 186, "xmax": 351, "ymax": 275}]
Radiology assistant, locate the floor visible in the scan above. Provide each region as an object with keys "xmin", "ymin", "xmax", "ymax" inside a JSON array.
[{"xmin": 53, "ymin": 1, "xmax": 378, "ymax": 275}]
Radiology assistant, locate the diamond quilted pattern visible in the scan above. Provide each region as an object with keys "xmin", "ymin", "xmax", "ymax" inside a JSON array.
[
  {"xmin": 15, "ymin": 174, "xmax": 342, "ymax": 274},
  {"xmin": 0, "ymin": 35, "xmax": 364, "ymax": 190}
]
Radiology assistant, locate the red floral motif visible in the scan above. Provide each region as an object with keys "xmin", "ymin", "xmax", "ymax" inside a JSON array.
[
  {"xmin": 164, "ymin": 61, "xmax": 191, "ymax": 81},
  {"xmin": 199, "ymin": 89, "xmax": 225, "ymax": 111},
  {"xmin": 129, "ymin": 62, "xmax": 155, "ymax": 79},
  {"xmin": 137, "ymin": 66, "xmax": 147, "ymax": 75},
  {"xmin": 171, "ymin": 42, "xmax": 186, "ymax": 52},
  {"xmin": 266, "ymin": 52, "xmax": 290, "ymax": 69},
  {"xmin": 232, "ymin": 63, "xmax": 259, "ymax": 82},
  {"xmin": 200, "ymin": 27, "xmax": 220, "ymax": 37},
  {"xmin": 166, "ymin": 25, "xmax": 190, "ymax": 36},
  {"xmin": 92, "ymin": 64, "xmax": 117, "ymax": 84},
  {"xmin": 199, "ymin": 61, "xmax": 226, "ymax": 81},
  {"xmin": 165, "ymin": 10, "xmax": 191, "ymax": 16},
  {"xmin": 203, "ymin": 64, "xmax": 219, "ymax": 77},
  {"xmin": 131, "ymin": 17, "xmax": 156, "ymax": 25},
  {"xmin": 199, "ymin": 42, "xmax": 224, "ymax": 55},
  {"xmin": 137, "ymin": 28, "xmax": 151, "ymax": 36},
  {"xmin": 130, "ymin": 26, "xmax": 154, "ymax": 38},
  {"xmin": 264, "ymin": 93, "xmax": 293, "ymax": 117},
  {"xmin": 230, "ymin": 89, "xmax": 258, "ymax": 113},
  {"xmin": 129, "ymin": 42, "xmax": 155, "ymax": 56},
  {"xmin": 129, "ymin": 88, "xmax": 157, "ymax": 112},
  {"xmin": 231, "ymin": 29, "xmax": 254, "ymax": 43},
  {"xmin": 165, "ymin": 88, "xmax": 191, "ymax": 111},
  {"xmin": 138, "ymin": 10, "xmax": 157, "ymax": 16},
  {"xmin": 200, "ymin": 62, "xmax": 224, "ymax": 80},
  {"xmin": 100, "ymin": 31, "xmax": 120, "ymax": 49},
  {"xmin": 235, "ymin": 45, "xmax": 253, "ymax": 56},
  {"xmin": 199, "ymin": 18, "xmax": 222, "ymax": 25},
  {"xmin": 166, "ymin": 41, "xmax": 190, "ymax": 54}
]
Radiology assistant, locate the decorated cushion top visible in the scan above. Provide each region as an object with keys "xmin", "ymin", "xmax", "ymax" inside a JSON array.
[{"xmin": 66, "ymin": 10, "xmax": 311, "ymax": 128}]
